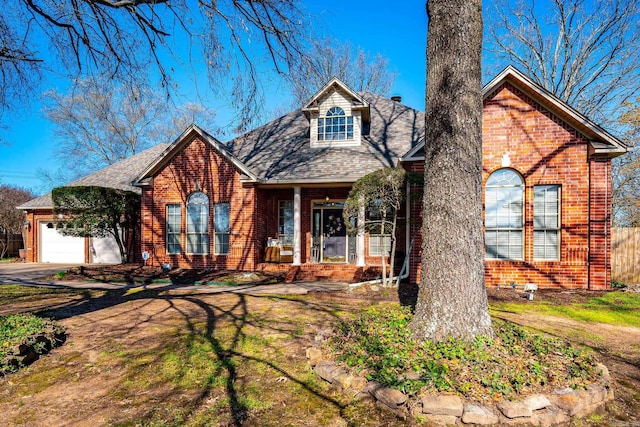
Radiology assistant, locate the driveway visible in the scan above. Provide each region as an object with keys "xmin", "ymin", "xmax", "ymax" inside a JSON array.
[
  {"xmin": 0, "ymin": 262, "xmax": 350, "ymax": 294},
  {"xmin": 0, "ymin": 263, "xmax": 82, "ymax": 285}
]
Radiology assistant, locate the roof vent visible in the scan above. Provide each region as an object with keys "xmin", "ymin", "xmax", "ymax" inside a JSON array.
[{"xmin": 391, "ymin": 95, "xmax": 402, "ymax": 103}]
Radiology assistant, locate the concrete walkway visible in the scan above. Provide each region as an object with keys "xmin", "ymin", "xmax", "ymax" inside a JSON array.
[{"xmin": 0, "ymin": 263, "xmax": 350, "ymax": 295}]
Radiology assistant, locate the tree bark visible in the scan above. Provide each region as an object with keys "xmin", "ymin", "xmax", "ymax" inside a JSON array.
[{"xmin": 409, "ymin": 0, "xmax": 494, "ymax": 342}]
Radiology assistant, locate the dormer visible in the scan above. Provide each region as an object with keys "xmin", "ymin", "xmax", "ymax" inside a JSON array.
[{"xmin": 302, "ymin": 77, "xmax": 370, "ymax": 148}]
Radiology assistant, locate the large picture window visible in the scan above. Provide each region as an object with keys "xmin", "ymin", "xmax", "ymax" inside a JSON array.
[
  {"xmin": 215, "ymin": 203, "xmax": 230, "ymax": 255},
  {"xmin": 186, "ymin": 192, "xmax": 209, "ymax": 254},
  {"xmin": 534, "ymin": 185, "xmax": 560, "ymax": 260},
  {"xmin": 485, "ymin": 169, "xmax": 524, "ymax": 260},
  {"xmin": 166, "ymin": 204, "xmax": 181, "ymax": 254},
  {"xmin": 318, "ymin": 107, "xmax": 354, "ymax": 141}
]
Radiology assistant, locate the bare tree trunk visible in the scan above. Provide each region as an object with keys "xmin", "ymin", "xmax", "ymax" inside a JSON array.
[{"xmin": 409, "ymin": 0, "xmax": 494, "ymax": 342}]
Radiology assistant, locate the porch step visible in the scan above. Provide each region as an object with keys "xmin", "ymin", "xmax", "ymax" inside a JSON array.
[{"xmin": 284, "ymin": 266, "xmax": 300, "ymax": 283}]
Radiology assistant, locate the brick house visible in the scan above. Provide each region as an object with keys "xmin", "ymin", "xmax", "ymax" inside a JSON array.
[{"xmin": 19, "ymin": 66, "xmax": 626, "ymax": 289}]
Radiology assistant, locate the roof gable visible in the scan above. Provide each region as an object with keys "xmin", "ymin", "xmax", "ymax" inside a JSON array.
[
  {"xmin": 302, "ymin": 77, "xmax": 370, "ymax": 122},
  {"xmin": 483, "ymin": 66, "xmax": 626, "ymax": 157},
  {"xmin": 402, "ymin": 65, "xmax": 626, "ymax": 160},
  {"xmin": 133, "ymin": 124, "xmax": 258, "ymax": 185},
  {"xmin": 18, "ymin": 143, "xmax": 170, "ymax": 210}
]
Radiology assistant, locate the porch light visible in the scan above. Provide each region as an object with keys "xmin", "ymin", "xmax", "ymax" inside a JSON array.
[{"xmin": 325, "ymin": 194, "xmax": 330, "ymax": 202}]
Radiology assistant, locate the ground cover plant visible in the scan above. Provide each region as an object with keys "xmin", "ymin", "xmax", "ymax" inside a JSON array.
[
  {"xmin": 328, "ymin": 305, "xmax": 598, "ymax": 403},
  {"xmin": 0, "ymin": 313, "xmax": 64, "ymax": 375}
]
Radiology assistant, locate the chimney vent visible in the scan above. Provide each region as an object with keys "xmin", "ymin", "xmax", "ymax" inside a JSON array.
[{"xmin": 391, "ymin": 95, "xmax": 402, "ymax": 103}]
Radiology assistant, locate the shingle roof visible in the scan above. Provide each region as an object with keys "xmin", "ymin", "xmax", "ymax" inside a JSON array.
[
  {"xmin": 21, "ymin": 92, "xmax": 425, "ymax": 211},
  {"xmin": 229, "ymin": 93, "xmax": 425, "ymax": 183},
  {"xmin": 18, "ymin": 144, "xmax": 169, "ymax": 210}
]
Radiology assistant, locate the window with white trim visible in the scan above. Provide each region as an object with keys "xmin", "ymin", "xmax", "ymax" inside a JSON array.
[
  {"xmin": 166, "ymin": 204, "xmax": 181, "ymax": 254},
  {"xmin": 278, "ymin": 200, "xmax": 294, "ymax": 245},
  {"xmin": 318, "ymin": 107, "xmax": 354, "ymax": 141},
  {"xmin": 214, "ymin": 203, "xmax": 230, "ymax": 255},
  {"xmin": 485, "ymin": 169, "xmax": 524, "ymax": 260},
  {"xmin": 186, "ymin": 192, "xmax": 209, "ymax": 254},
  {"xmin": 368, "ymin": 199, "xmax": 392, "ymax": 256},
  {"xmin": 534, "ymin": 185, "xmax": 560, "ymax": 260}
]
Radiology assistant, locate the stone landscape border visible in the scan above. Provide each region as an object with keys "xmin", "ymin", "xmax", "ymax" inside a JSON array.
[
  {"xmin": 1, "ymin": 332, "xmax": 66, "ymax": 376},
  {"xmin": 306, "ymin": 344, "xmax": 613, "ymax": 426}
]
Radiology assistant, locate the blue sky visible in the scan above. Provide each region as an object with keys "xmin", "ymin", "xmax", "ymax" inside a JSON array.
[{"xmin": 0, "ymin": 1, "xmax": 430, "ymax": 194}]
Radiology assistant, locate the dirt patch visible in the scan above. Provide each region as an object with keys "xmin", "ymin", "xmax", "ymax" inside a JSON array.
[{"xmin": 2, "ymin": 267, "xmax": 639, "ymax": 425}]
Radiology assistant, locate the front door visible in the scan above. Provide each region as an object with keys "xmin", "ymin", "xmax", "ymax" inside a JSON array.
[{"xmin": 312, "ymin": 202, "xmax": 348, "ymax": 263}]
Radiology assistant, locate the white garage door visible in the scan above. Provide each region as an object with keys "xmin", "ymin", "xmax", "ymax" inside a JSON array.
[
  {"xmin": 91, "ymin": 235, "xmax": 121, "ymax": 264},
  {"xmin": 39, "ymin": 222, "xmax": 85, "ymax": 263}
]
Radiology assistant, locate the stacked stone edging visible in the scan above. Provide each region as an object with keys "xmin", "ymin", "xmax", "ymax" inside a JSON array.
[
  {"xmin": 306, "ymin": 345, "xmax": 613, "ymax": 426},
  {"xmin": 1, "ymin": 333, "xmax": 65, "ymax": 376}
]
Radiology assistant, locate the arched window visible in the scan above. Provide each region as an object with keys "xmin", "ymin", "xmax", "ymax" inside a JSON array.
[
  {"xmin": 186, "ymin": 192, "xmax": 209, "ymax": 254},
  {"xmin": 318, "ymin": 106, "xmax": 354, "ymax": 141},
  {"xmin": 485, "ymin": 169, "xmax": 524, "ymax": 260}
]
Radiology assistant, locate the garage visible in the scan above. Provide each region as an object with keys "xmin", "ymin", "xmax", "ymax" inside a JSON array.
[
  {"xmin": 39, "ymin": 221, "xmax": 85, "ymax": 263},
  {"xmin": 38, "ymin": 221, "xmax": 123, "ymax": 264}
]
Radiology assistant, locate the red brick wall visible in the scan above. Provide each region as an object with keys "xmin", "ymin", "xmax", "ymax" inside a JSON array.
[
  {"xmin": 589, "ymin": 159, "xmax": 612, "ymax": 290},
  {"xmin": 140, "ymin": 135, "xmax": 260, "ymax": 269},
  {"xmin": 407, "ymin": 82, "xmax": 612, "ymax": 289}
]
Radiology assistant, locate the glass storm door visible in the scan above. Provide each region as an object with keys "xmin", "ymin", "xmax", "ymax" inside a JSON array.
[{"xmin": 312, "ymin": 202, "xmax": 348, "ymax": 263}]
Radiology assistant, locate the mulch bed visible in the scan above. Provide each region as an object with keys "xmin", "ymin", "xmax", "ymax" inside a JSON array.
[{"xmin": 60, "ymin": 264, "xmax": 285, "ymax": 286}]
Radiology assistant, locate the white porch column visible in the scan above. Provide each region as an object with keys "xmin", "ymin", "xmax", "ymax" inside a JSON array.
[
  {"xmin": 357, "ymin": 203, "xmax": 366, "ymax": 267},
  {"xmin": 293, "ymin": 186, "xmax": 302, "ymax": 265}
]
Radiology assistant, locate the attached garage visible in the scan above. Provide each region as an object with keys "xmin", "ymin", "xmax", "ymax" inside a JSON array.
[
  {"xmin": 17, "ymin": 144, "xmax": 170, "ymax": 264},
  {"xmin": 39, "ymin": 221, "xmax": 85, "ymax": 263},
  {"xmin": 38, "ymin": 221, "xmax": 121, "ymax": 264}
]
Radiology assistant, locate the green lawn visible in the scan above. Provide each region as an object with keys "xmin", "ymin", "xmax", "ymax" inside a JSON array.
[{"xmin": 490, "ymin": 291, "xmax": 640, "ymax": 328}]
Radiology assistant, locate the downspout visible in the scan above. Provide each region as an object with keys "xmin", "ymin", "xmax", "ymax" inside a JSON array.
[{"xmin": 349, "ymin": 236, "xmax": 413, "ymax": 288}]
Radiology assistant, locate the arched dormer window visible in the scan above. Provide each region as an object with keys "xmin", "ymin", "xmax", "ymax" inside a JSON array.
[
  {"xmin": 186, "ymin": 192, "xmax": 209, "ymax": 254},
  {"xmin": 318, "ymin": 107, "xmax": 354, "ymax": 141},
  {"xmin": 485, "ymin": 169, "xmax": 524, "ymax": 260}
]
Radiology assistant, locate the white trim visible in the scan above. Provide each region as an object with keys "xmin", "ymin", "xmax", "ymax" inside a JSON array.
[
  {"xmin": 357, "ymin": 203, "xmax": 365, "ymax": 267},
  {"xmin": 293, "ymin": 186, "xmax": 301, "ymax": 265},
  {"xmin": 302, "ymin": 77, "xmax": 369, "ymax": 112}
]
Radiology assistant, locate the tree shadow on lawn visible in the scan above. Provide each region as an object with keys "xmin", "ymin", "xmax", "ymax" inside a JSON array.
[
  {"xmin": 62, "ymin": 264, "xmax": 285, "ymax": 286},
  {"xmin": 28, "ymin": 285, "xmax": 365, "ymax": 426}
]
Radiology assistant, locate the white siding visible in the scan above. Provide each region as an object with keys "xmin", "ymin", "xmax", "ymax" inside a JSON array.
[{"xmin": 311, "ymin": 88, "xmax": 362, "ymax": 147}]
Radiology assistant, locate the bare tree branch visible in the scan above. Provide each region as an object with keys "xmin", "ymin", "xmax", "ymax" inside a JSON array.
[
  {"xmin": 486, "ymin": 0, "xmax": 640, "ymax": 125},
  {"xmin": 286, "ymin": 38, "xmax": 397, "ymax": 105},
  {"xmin": 0, "ymin": 0, "xmax": 311, "ymax": 132}
]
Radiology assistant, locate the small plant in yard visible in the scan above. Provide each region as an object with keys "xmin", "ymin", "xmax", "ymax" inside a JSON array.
[
  {"xmin": 0, "ymin": 313, "xmax": 65, "ymax": 374},
  {"xmin": 328, "ymin": 305, "xmax": 598, "ymax": 402}
]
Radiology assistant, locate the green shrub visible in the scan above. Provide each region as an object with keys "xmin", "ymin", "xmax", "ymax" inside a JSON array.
[
  {"xmin": 328, "ymin": 306, "xmax": 598, "ymax": 400},
  {"xmin": 0, "ymin": 313, "xmax": 64, "ymax": 374}
]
